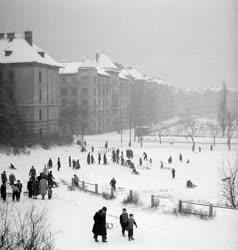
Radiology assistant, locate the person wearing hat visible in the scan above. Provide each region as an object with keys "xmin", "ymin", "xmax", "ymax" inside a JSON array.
[{"xmin": 92, "ymin": 207, "xmax": 107, "ymax": 242}]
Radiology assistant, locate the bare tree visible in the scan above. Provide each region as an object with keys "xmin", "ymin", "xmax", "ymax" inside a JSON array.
[
  {"xmin": 219, "ymin": 159, "xmax": 238, "ymax": 208},
  {"xmin": 226, "ymin": 112, "xmax": 237, "ymax": 151},
  {"xmin": 0, "ymin": 203, "xmax": 55, "ymax": 249},
  {"xmin": 206, "ymin": 120, "xmax": 220, "ymax": 146},
  {"xmin": 156, "ymin": 123, "xmax": 166, "ymax": 144},
  {"xmin": 218, "ymin": 82, "xmax": 228, "ymax": 137},
  {"xmin": 182, "ymin": 119, "xmax": 198, "ymax": 148}
]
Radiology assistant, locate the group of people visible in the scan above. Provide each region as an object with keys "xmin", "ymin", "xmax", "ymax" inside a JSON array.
[
  {"xmin": 0, "ymin": 163, "xmax": 58, "ymax": 203},
  {"xmin": 92, "ymin": 207, "xmax": 137, "ymax": 242},
  {"xmin": 1, "ymin": 171, "xmax": 23, "ymax": 202},
  {"xmin": 69, "ymin": 156, "xmax": 81, "ymax": 169}
]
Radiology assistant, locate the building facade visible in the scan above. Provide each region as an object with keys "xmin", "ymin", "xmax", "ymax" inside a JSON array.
[{"xmin": 0, "ymin": 31, "xmax": 60, "ymax": 136}]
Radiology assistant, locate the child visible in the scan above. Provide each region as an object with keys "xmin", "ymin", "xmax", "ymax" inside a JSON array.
[
  {"xmin": 48, "ymin": 187, "xmax": 52, "ymax": 200},
  {"xmin": 127, "ymin": 214, "xmax": 137, "ymax": 241},
  {"xmin": 120, "ymin": 208, "xmax": 129, "ymax": 237}
]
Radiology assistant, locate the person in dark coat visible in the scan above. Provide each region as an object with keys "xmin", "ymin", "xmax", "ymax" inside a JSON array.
[
  {"xmin": 172, "ymin": 168, "xmax": 175, "ymax": 179},
  {"xmin": 69, "ymin": 156, "xmax": 71, "ymax": 167},
  {"xmin": 48, "ymin": 158, "xmax": 53, "ymax": 168},
  {"xmin": 210, "ymin": 144, "xmax": 213, "ymax": 151},
  {"xmin": 92, "ymin": 207, "xmax": 107, "ymax": 242},
  {"xmin": 48, "ymin": 171, "xmax": 57, "ymax": 188},
  {"xmin": 160, "ymin": 161, "xmax": 164, "ymax": 169},
  {"xmin": 1, "ymin": 171, "xmax": 7, "ymax": 184},
  {"xmin": 91, "ymin": 154, "xmax": 94, "ymax": 164},
  {"xmin": 48, "ymin": 187, "xmax": 53, "ymax": 200},
  {"xmin": 72, "ymin": 160, "xmax": 76, "ymax": 169},
  {"xmin": 105, "ymin": 141, "xmax": 108, "ymax": 148},
  {"xmin": 12, "ymin": 183, "xmax": 19, "ymax": 202},
  {"xmin": 16, "ymin": 180, "xmax": 22, "ymax": 201},
  {"xmin": 103, "ymin": 154, "xmax": 107, "ymax": 165},
  {"xmin": 76, "ymin": 159, "xmax": 80, "ymax": 169},
  {"xmin": 27, "ymin": 178, "xmax": 33, "ymax": 198},
  {"xmin": 9, "ymin": 173, "xmax": 16, "ymax": 185},
  {"xmin": 139, "ymin": 157, "xmax": 142, "ymax": 166},
  {"xmin": 29, "ymin": 166, "xmax": 36, "ymax": 180},
  {"xmin": 32, "ymin": 179, "xmax": 39, "ymax": 199},
  {"xmin": 143, "ymin": 152, "xmax": 147, "ymax": 161},
  {"xmin": 87, "ymin": 153, "xmax": 91, "ymax": 165},
  {"xmin": 57, "ymin": 158, "xmax": 61, "ymax": 171},
  {"xmin": 112, "ymin": 150, "xmax": 116, "ymax": 163},
  {"xmin": 0, "ymin": 182, "xmax": 7, "ymax": 202},
  {"xmin": 98, "ymin": 153, "xmax": 101, "ymax": 165},
  {"xmin": 91, "ymin": 146, "xmax": 94, "ymax": 153},
  {"xmin": 179, "ymin": 153, "xmax": 182, "ymax": 162},
  {"xmin": 120, "ymin": 208, "xmax": 129, "ymax": 237},
  {"xmin": 199, "ymin": 147, "xmax": 201, "ymax": 152},
  {"xmin": 110, "ymin": 178, "xmax": 116, "ymax": 191}
]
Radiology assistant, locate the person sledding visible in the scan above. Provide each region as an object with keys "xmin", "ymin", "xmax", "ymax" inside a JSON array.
[{"xmin": 186, "ymin": 180, "xmax": 197, "ymax": 188}]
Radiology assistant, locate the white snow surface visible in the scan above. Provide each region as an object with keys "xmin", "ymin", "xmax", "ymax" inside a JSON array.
[{"xmin": 0, "ymin": 131, "xmax": 238, "ymax": 250}]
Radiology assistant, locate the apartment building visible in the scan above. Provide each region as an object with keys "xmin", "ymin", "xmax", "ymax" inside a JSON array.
[{"xmin": 0, "ymin": 31, "xmax": 61, "ymax": 135}]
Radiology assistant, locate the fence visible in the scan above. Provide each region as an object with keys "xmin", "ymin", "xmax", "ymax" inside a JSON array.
[
  {"xmin": 178, "ymin": 200, "xmax": 213, "ymax": 217},
  {"xmin": 151, "ymin": 194, "xmax": 171, "ymax": 208},
  {"xmin": 71, "ymin": 178, "xmax": 116, "ymax": 198}
]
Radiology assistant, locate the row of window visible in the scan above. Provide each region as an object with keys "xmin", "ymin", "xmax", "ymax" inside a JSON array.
[{"xmin": 0, "ymin": 71, "xmax": 15, "ymax": 81}]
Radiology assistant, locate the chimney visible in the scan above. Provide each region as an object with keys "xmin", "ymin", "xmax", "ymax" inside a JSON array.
[
  {"xmin": 96, "ymin": 52, "xmax": 99, "ymax": 62},
  {"xmin": 0, "ymin": 33, "xmax": 4, "ymax": 39},
  {"xmin": 24, "ymin": 31, "xmax": 33, "ymax": 46},
  {"xmin": 7, "ymin": 32, "xmax": 15, "ymax": 41}
]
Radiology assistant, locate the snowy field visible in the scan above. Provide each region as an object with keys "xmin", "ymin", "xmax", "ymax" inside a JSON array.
[{"xmin": 0, "ymin": 131, "xmax": 238, "ymax": 250}]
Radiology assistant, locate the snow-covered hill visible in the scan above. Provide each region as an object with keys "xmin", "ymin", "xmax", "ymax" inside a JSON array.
[{"xmin": 0, "ymin": 132, "xmax": 238, "ymax": 250}]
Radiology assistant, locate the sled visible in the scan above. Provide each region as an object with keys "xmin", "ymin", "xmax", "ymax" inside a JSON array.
[{"xmin": 106, "ymin": 223, "xmax": 113, "ymax": 229}]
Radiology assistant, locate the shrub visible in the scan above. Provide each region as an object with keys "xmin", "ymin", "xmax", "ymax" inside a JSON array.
[
  {"xmin": 122, "ymin": 191, "xmax": 140, "ymax": 205},
  {"xmin": 102, "ymin": 192, "xmax": 115, "ymax": 200}
]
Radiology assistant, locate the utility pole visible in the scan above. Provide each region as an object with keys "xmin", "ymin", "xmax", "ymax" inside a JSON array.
[{"xmin": 129, "ymin": 115, "xmax": 131, "ymax": 147}]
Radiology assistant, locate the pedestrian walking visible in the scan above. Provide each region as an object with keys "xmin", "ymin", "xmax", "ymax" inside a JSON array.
[
  {"xmin": 172, "ymin": 168, "xmax": 175, "ymax": 179},
  {"xmin": 120, "ymin": 208, "xmax": 129, "ymax": 237},
  {"xmin": 39, "ymin": 177, "xmax": 48, "ymax": 200},
  {"xmin": 92, "ymin": 207, "xmax": 107, "ymax": 242},
  {"xmin": 127, "ymin": 214, "xmax": 137, "ymax": 241},
  {"xmin": 0, "ymin": 182, "xmax": 7, "ymax": 202},
  {"xmin": 57, "ymin": 158, "xmax": 61, "ymax": 171}
]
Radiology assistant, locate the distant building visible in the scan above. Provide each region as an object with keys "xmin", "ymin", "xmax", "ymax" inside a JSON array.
[
  {"xmin": 0, "ymin": 31, "xmax": 61, "ymax": 135},
  {"xmin": 60, "ymin": 54, "xmax": 132, "ymax": 134}
]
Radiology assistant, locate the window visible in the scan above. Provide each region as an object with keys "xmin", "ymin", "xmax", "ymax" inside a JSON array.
[
  {"xmin": 39, "ymin": 87, "xmax": 42, "ymax": 102},
  {"xmin": 82, "ymin": 99, "xmax": 88, "ymax": 106},
  {"xmin": 82, "ymin": 88, "xmax": 88, "ymax": 96},
  {"xmin": 61, "ymin": 87, "xmax": 68, "ymax": 96},
  {"xmin": 39, "ymin": 128, "xmax": 42, "ymax": 137},
  {"xmin": 0, "ymin": 71, "xmax": 3, "ymax": 80},
  {"xmin": 39, "ymin": 109, "xmax": 42, "ymax": 120},
  {"xmin": 71, "ymin": 87, "xmax": 78, "ymax": 96},
  {"xmin": 39, "ymin": 71, "xmax": 42, "ymax": 83},
  {"xmin": 8, "ymin": 71, "xmax": 14, "ymax": 80}
]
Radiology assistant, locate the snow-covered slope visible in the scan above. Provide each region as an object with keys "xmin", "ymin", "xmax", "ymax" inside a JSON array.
[{"xmin": 0, "ymin": 132, "xmax": 237, "ymax": 250}]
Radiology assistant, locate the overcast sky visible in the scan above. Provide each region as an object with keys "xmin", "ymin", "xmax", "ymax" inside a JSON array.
[{"xmin": 0, "ymin": 0, "xmax": 237, "ymax": 89}]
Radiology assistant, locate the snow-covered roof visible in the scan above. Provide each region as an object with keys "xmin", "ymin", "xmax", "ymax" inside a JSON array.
[
  {"xmin": 119, "ymin": 69, "xmax": 129, "ymax": 80},
  {"xmin": 59, "ymin": 62, "xmax": 83, "ymax": 74},
  {"xmin": 95, "ymin": 53, "xmax": 118, "ymax": 71},
  {"xmin": 0, "ymin": 37, "xmax": 60, "ymax": 67},
  {"xmin": 96, "ymin": 66, "xmax": 110, "ymax": 77},
  {"xmin": 126, "ymin": 67, "xmax": 144, "ymax": 80}
]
